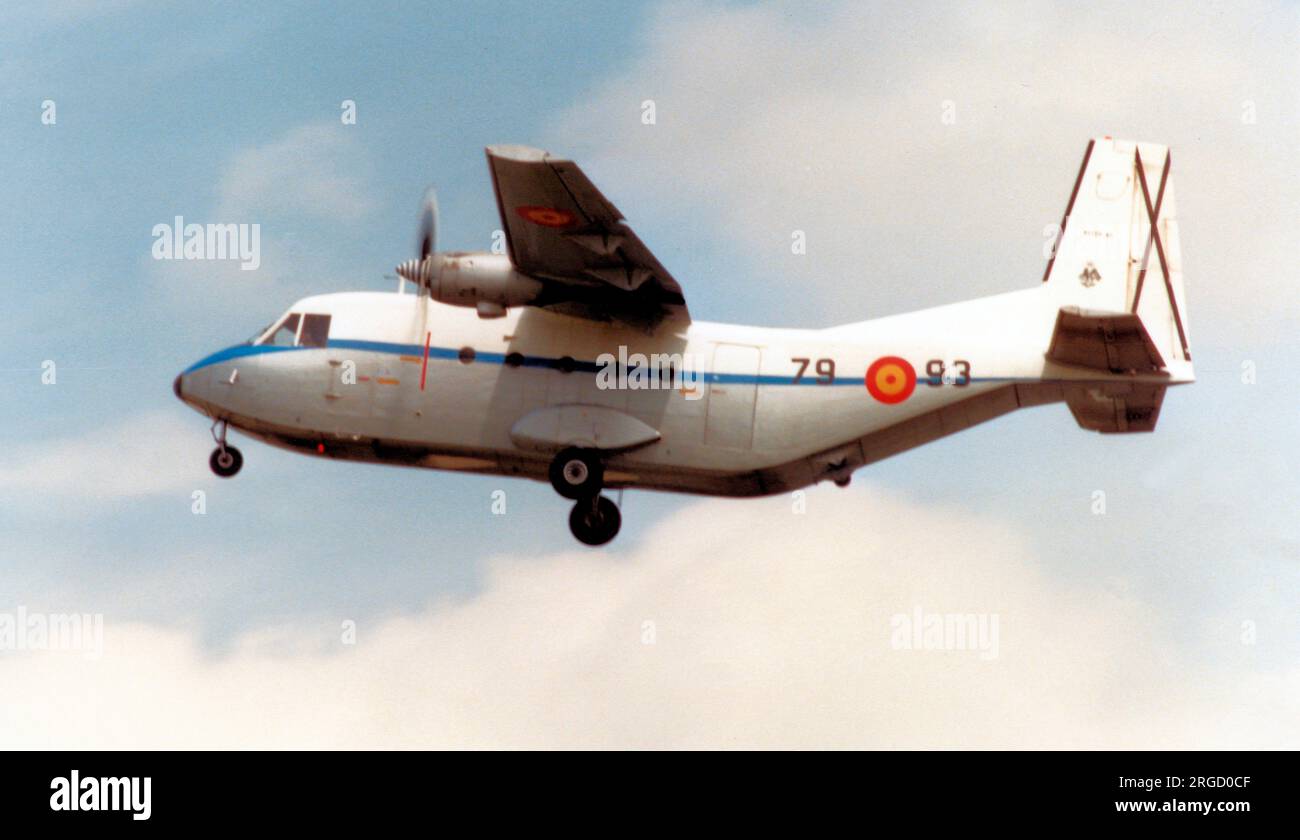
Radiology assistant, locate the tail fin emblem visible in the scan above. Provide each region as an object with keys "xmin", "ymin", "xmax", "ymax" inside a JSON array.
[{"xmin": 1079, "ymin": 262, "xmax": 1101, "ymax": 288}]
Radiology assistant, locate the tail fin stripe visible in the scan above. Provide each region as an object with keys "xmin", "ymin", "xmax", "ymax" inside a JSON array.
[
  {"xmin": 1131, "ymin": 149, "xmax": 1171, "ymax": 313},
  {"xmin": 1040, "ymin": 139, "xmax": 1096, "ymax": 284},
  {"xmin": 1133, "ymin": 148, "xmax": 1190, "ymax": 360}
]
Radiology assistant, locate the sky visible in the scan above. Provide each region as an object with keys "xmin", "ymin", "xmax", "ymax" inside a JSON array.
[{"xmin": 0, "ymin": 0, "xmax": 1296, "ymax": 747}]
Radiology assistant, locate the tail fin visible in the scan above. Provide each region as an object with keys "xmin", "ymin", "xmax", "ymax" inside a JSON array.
[{"xmin": 1041, "ymin": 137, "xmax": 1192, "ymax": 379}]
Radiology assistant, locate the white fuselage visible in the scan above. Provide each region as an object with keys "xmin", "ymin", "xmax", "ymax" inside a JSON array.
[{"xmin": 175, "ymin": 286, "xmax": 1185, "ymax": 497}]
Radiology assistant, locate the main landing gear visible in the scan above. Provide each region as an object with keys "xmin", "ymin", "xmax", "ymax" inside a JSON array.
[
  {"xmin": 209, "ymin": 419, "xmax": 243, "ymax": 478},
  {"xmin": 549, "ymin": 447, "xmax": 620, "ymax": 546},
  {"xmin": 548, "ymin": 448, "xmax": 603, "ymax": 500},
  {"xmin": 568, "ymin": 494, "xmax": 622, "ymax": 546}
]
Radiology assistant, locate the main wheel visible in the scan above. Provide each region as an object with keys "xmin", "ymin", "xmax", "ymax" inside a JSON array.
[
  {"xmin": 568, "ymin": 495, "xmax": 621, "ymax": 546},
  {"xmin": 548, "ymin": 448, "xmax": 604, "ymax": 500},
  {"xmin": 209, "ymin": 446, "xmax": 243, "ymax": 478}
]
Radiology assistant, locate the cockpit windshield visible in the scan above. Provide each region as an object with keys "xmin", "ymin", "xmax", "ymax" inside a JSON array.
[
  {"xmin": 264, "ymin": 313, "xmax": 301, "ymax": 347},
  {"xmin": 251, "ymin": 312, "xmax": 332, "ymax": 347},
  {"xmin": 245, "ymin": 323, "xmax": 273, "ymax": 345},
  {"xmin": 299, "ymin": 314, "xmax": 331, "ymax": 347}
]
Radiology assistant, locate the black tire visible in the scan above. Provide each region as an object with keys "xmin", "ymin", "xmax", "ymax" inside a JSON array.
[
  {"xmin": 568, "ymin": 495, "xmax": 621, "ymax": 546},
  {"xmin": 209, "ymin": 446, "xmax": 243, "ymax": 478},
  {"xmin": 548, "ymin": 448, "xmax": 604, "ymax": 500}
]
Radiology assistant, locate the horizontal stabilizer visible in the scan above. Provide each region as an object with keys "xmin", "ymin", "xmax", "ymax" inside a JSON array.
[
  {"xmin": 1064, "ymin": 384, "xmax": 1166, "ymax": 434},
  {"xmin": 1047, "ymin": 306, "xmax": 1165, "ymax": 373}
]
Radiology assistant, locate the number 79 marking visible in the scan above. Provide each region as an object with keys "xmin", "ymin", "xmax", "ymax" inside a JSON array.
[{"xmin": 791, "ymin": 357, "xmax": 836, "ymax": 384}]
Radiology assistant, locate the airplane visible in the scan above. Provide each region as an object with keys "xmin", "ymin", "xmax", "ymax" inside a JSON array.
[{"xmin": 174, "ymin": 136, "xmax": 1193, "ymax": 546}]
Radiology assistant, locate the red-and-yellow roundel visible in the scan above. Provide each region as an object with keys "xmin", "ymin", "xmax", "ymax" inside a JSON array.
[
  {"xmin": 865, "ymin": 356, "xmax": 916, "ymax": 404},
  {"xmin": 515, "ymin": 205, "xmax": 577, "ymax": 228}
]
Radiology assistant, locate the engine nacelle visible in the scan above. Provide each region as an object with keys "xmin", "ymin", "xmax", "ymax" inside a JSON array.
[{"xmin": 431, "ymin": 252, "xmax": 542, "ymax": 317}]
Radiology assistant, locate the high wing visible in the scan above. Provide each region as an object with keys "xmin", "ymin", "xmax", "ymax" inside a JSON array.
[{"xmin": 486, "ymin": 145, "xmax": 688, "ymax": 326}]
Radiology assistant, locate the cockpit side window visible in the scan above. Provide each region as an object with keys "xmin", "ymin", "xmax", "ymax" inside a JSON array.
[
  {"xmin": 265, "ymin": 313, "xmax": 301, "ymax": 347},
  {"xmin": 299, "ymin": 314, "xmax": 331, "ymax": 348}
]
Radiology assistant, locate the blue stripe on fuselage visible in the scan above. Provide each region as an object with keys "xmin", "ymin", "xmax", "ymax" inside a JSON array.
[
  {"xmin": 181, "ymin": 339, "xmax": 1038, "ymax": 386},
  {"xmin": 181, "ymin": 343, "xmax": 301, "ymax": 374}
]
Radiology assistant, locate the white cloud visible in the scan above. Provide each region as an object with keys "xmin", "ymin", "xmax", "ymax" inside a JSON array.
[
  {"xmin": 148, "ymin": 121, "xmax": 378, "ymax": 319},
  {"xmin": 215, "ymin": 122, "xmax": 377, "ymax": 223},
  {"xmin": 0, "ymin": 411, "xmax": 213, "ymax": 501},
  {"xmin": 548, "ymin": 1, "xmax": 1299, "ymax": 339},
  {"xmin": 3, "ymin": 487, "xmax": 1292, "ymax": 748}
]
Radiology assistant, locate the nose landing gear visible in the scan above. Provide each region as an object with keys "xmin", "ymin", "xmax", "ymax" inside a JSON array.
[
  {"xmin": 210, "ymin": 446, "xmax": 243, "ymax": 478},
  {"xmin": 549, "ymin": 448, "xmax": 620, "ymax": 546},
  {"xmin": 209, "ymin": 419, "xmax": 243, "ymax": 478}
]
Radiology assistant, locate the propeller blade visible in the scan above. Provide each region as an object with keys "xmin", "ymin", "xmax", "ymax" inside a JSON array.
[
  {"xmin": 396, "ymin": 187, "xmax": 440, "ymax": 289},
  {"xmin": 418, "ymin": 186, "xmax": 439, "ymax": 260}
]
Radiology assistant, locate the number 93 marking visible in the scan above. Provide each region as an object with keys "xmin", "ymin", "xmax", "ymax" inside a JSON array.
[{"xmin": 924, "ymin": 359, "xmax": 970, "ymax": 386}]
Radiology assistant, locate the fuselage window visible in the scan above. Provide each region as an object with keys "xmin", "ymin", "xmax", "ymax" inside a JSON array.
[
  {"xmin": 266, "ymin": 313, "xmax": 301, "ymax": 347},
  {"xmin": 458, "ymin": 346, "xmax": 475, "ymax": 364},
  {"xmin": 299, "ymin": 314, "xmax": 332, "ymax": 348}
]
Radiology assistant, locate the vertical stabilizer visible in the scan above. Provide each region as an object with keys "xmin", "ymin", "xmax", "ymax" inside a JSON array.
[{"xmin": 1042, "ymin": 137, "xmax": 1192, "ymax": 380}]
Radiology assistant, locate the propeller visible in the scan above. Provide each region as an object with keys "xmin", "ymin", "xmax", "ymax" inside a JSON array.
[{"xmin": 396, "ymin": 187, "xmax": 439, "ymax": 288}]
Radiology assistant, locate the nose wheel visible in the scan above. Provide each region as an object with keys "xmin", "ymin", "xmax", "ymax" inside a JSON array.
[
  {"xmin": 209, "ymin": 445, "xmax": 243, "ymax": 478},
  {"xmin": 208, "ymin": 419, "xmax": 243, "ymax": 478},
  {"xmin": 569, "ymin": 494, "xmax": 621, "ymax": 546}
]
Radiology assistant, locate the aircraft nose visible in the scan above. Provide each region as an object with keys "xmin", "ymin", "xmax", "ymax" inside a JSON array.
[{"xmin": 173, "ymin": 373, "xmax": 184, "ymax": 401}]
